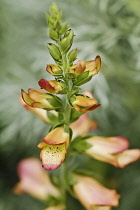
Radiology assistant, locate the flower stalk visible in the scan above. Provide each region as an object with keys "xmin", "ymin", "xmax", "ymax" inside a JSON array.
[{"xmin": 19, "ymin": 3, "xmax": 140, "ymax": 210}]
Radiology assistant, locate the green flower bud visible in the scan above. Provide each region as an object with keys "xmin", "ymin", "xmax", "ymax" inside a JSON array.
[
  {"xmin": 53, "ymin": 20, "xmax": 60, "ymax": 29},
  {"xmin": 56, "ymin": 10, "xmax": 62, "ymax": 23},
  {"xmin": 68, "ymin": 48, "xmax": 78, "ymax": 63},
  {"xmin": 46, "ymin": 14, "xmax": 55, "ymax": 29},
  {"xmin": 59, "ymin": 22, "xmax": 68, "ymax": 35},
  {"xmin": 60, "ymin": 29, "xmax": 74, "ymax": 53},
  {"xmin": 46, "ymin": 14, "xmax": 54, "ymax": 24},
  {"xmin": 60, "ymin": 37, "xmax": 71, "ymax": 53},
  {"xmin": 49, "ymin": 3, "xmax": 58, "ymax": 17},
  {"xmin": 47, "ymin": 43, "xmax": 62, "ymax": 61},
  {"xmin": 48, "ymin": 28, "xmax": 59, "ymax": 41}
]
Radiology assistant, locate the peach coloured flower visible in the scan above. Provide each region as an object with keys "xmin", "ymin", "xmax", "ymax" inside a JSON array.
[
  {"xmin": 13, "ymin": 158, "xmax": 59, "ymax": 200},
  {"xmin": 70, "ymin": 112, "xmax": 98, "ymax": 139},
  {"xmin": 73, "ymin": 174, "xmax": 120, "ymax": 209},
  {"xmin": 38, "ymin": 126, "xmax": 70, "ymax": 170},
  {"xmin": 70, "ymin": 55, "xmax": 101, "ymax": 76},
  {"xmin": 21, "ymin": 88, "xmax": 62, "ymax": 110},
  {"xmin": 38, "ymin": 79, "xmax": 65, "ymax": 94},
  {"xmin": 70, "ymin": 95, "xmax": 101, "ymax": 112},
  {"xmin": 85, "ymin": 136, "xmax": 140, "ymax": 167},
  {"xmin": 46, "ymin": 64, "xmax": 63, "ymax": 76},
  {"xmin": 19, "ymin": 95, "xmax": 58, "ymax": 124}
]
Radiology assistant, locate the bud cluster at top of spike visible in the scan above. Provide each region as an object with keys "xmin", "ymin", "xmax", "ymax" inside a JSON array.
[{"xmin": 46, "ymin": 3, "xmax": 77, "ymax": 66}]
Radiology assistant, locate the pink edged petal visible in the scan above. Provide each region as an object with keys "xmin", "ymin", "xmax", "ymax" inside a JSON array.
[
  {"xmin": 115, "ymin": 149, "xmax": 140, "ymax": 168},
  {"xmin": 40, "ymin": 144, "xmax": 66, "ymax": 171},
  {"xmin": 85, "ymin": 136, "xmax": 129, "ymax": 167},
  {"xmin": 43, "ymin": 126, "xmax": 69, "ymax": 146},
  {"xmin": 73, "ymin": 175, "xmax": 120, "ymax": 209},
  {"xmin": 86, "ymin": 136, "xmax": 129, "ymax": 154},
  {"xmin": 13, "ymin": 158, "xmax": 59, "ymax": 200},
  {"xmin": 21, "ymin": 89, "xmax": 34, "ymax": 106},
  {"xmin": 87, "ymin": 104, "xmax": 101, "ymax": 111}
]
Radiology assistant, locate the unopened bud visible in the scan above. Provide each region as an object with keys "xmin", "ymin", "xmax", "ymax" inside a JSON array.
[
  {"xmin": 47, "ymin": 43, "xmax": 62, "ymax": 61},
  {"xmin": 60, "ymin": 37, "xmax": 70, "ymax": 53},
  {"xmin": 46, "ymin": 64, "xmax": 63, "ymax": 76},
  {"xmin": 59, "ymin": 22, "xmax": 68, "ymax": 35},
  {"xmin": 53, "ymin": 20, "xmax": 60, "ymax": 29},
  {"xmin": 68, "ymin": 48, "xmax": 78, "ymax": 63},
  {"xmin": 49, "ymin": 3, "xmax": 58, "ymax": 17},
  {"xmin": 60, "ymin": 29, "xmax": 74, "ymax": 53},
  {"xmin": 46, "ymin": 14, "xmax": 54, "ymax": 29},
  {"xmin": 64, "ymin": 29, "xmax": 74, "ymax": 40},
  {"xmin": 48, "ymin": 28, "xmax": 59, "ymax": 41}
]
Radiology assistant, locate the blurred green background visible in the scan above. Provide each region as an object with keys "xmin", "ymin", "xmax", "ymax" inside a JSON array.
[{"xmin": 0, "ymin": 0, "xmax": 140, "ymax": 209}]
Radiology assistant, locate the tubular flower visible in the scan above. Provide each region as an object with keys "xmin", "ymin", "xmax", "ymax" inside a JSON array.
[
  {"xmin": 38, "ymin": 126, "xmax": 70, "ymax": 171},
  {"xmin": 70, "ymin": 95, "xmax": 101, "ymax": 112},
  {"xmin": 85, "ymin": 136, "xmax": 140, "ymax": 167},
  {"xmin": 46, "ymin": 64, "xmax": 63, "ymax": 76},
  {"xmin": 70, "ymin": 112, "xmax": 98, "ymax": 139},
  {"xmin": 19, "ymin": 95, "xmax": 59, "ymax": 124},
  {"xmin": 21, "ymin": 88, "xmax": 62, "ymax": 110},
  {"xmin": 69, "ymin": 55, "xmax": 101, "ymax": 76},
  {"xmin": 38, "ymin": 79, "xmax": 66, "ymax": 94},
  {"xmin": 13, "ymin": 158, "xmax": 60, "ymax": 200},
  {"xmin": 73, "ymin": 174, "xmax": 120, "ymax": 209},
  {"xmin": 19, "ymin": 95, "xmax": 49, "ymax": 123}
]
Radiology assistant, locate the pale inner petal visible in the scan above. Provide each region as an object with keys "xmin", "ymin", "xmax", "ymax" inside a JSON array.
[{"xmin": 41, "ymin": 144, "xmax": 66, "ymax": 170}]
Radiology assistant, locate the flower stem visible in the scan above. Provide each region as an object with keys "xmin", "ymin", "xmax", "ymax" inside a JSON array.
[{"xmin": 57, "ymin": 38, "xmax": 72, "ymax": 207}]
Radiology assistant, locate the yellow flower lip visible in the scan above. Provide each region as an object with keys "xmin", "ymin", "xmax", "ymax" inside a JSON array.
[
  {"xmin": 38, "ymin": 142, "xmax": 67, "ymax": 171},
  {"xmin": 37, "ymin": 126, "xmax": 70, "ymax": 171},
  {"xmin": 40, "ymin": 144, "xmax": 66, "ymax": 171}
]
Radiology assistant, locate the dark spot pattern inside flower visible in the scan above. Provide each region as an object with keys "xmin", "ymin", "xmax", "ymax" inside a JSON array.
[{"xmin": 42, "ymin": 144, "xmax": 66, "ymax": 170}]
